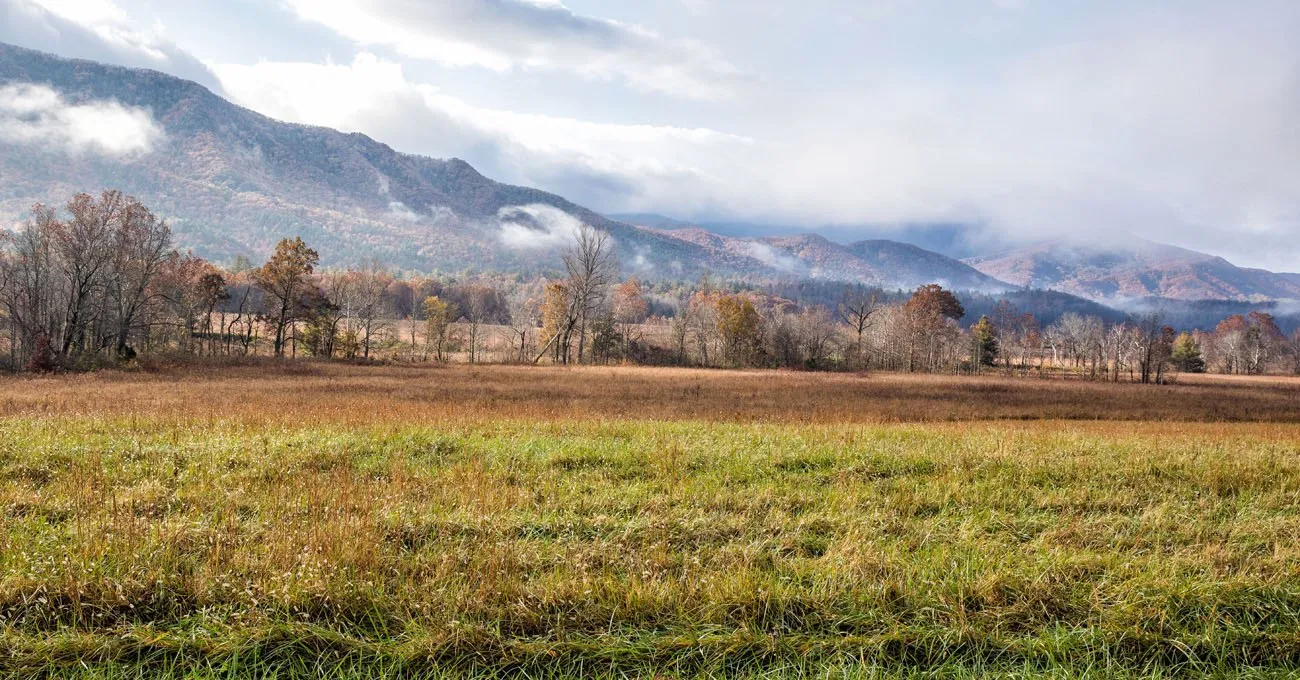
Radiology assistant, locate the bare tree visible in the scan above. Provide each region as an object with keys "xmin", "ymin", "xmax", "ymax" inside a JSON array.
[
  {"xmin": 668, "ymin": 293, "xmax": 696, "ymax": 365},
  {"xmin": 1289, "ymin": 329, "xmax": 1300, "ymax": 375},
  {"xmin": 837, "ymin": 286, "xmax": 880, "ymax": 369},
  {"xmin": 506, "ymin": 287, "xmax": 540, "ymax": 363},
  {"xmin": 799, "ymin": 306, "xmax": 840, "ymax": 369},
  {"xmin": 106, "ymin": 200, "xmax": 174, "ymax": 358},
  {"xmin": 55, "ymin": 192, "xmax": 125, "ymax": 357},
  {"xmin": 539, "ymin": 224, "xmax": 617, "ymax": 365},
  {"xmin": 453, "ymin": 284, "xmax": 500, "ymax": 364},
  {"xmin": 1134, "ymin": 313, "xmax": 1174, "ymax": 384},
  {"xmin": 565, "ymin": 224, "xmax": 617, "ymax": 364},
  {"xmin": 0, "ymin": 206, "xmax": 59, "ymax": 365},
  {"xmin": 224, "ymin": 272, "xmax": 260, "ymax": 356},
  {"xmin": 309, "ymin": 272, "xmax": 353, "ymax": 358},
  {"xmin": 352, "ymin": 263, "xmax": 393, "ymax": 360}
]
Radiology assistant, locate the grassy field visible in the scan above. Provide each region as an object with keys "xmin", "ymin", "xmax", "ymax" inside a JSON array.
[{"xmin": 2, "ymin": 364, "xmax": 1300, "ymax": 678}]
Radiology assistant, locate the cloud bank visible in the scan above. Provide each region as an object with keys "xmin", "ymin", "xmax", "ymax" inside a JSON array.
[
  {"xmin": 281, "ymin": 0, "xmax": 743, "ymax": 98},
  {"xmin": 211, "ymin": 53, "xmax": 750, "ymax": 214},
  {"xmin": 5, "ymin": 0, "xmax": 1299, "ymax": 270},
  {"xmin": 0, "ymin": 0, "xmax": 225, "ymax": 94},
  {"xmin": 497, "ymin": 204, "xmax": 585, "ymax": 250},
  {"xmin": 0, "ymin": 82, "xmax": 161, "ymax": 155}
]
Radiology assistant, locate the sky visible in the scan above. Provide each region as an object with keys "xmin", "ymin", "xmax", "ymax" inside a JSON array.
[{"xmin": 2, "ymin": 0, "xmax": 1299, "ymax": 269}]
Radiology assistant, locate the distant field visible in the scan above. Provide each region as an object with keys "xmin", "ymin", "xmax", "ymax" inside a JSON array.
[
  {"xmin": 1, "ymin": 362, "xmax": 1298, "ymax": 424},
  {"xmin": 2, "ymin": 366, "xmax": 1300, "ymax": 678}
]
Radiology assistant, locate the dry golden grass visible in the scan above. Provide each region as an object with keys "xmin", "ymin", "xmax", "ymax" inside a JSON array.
[
  {"xmin": 1, "ymin": 361, "xmax": 1297, "ymax": 425},
  {"xmin": 4, "ymin": 363, "xmax": 1300, "ymax": 678}
]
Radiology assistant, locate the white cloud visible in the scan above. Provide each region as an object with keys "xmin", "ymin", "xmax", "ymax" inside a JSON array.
[
  {"xmin": 8, "ymin": 0, "xmax": 1299, "ymax": 270},
  {"xmin": 209, "ymin": 19, "xmax": 1300, "ymax": 269},
  {"xmin": 29, "ymin": 0, "xmax": 124, "ymax": 23},
  {"xmin": 730, "ymin": 18, "xmax": 1300, "ymax": 269},
  {"xmin": 0, "ymin": 82, "xmax": 161, "ymax": 155},
  {"xmin": 211, "ymin": 53, "xmax": 751, "ymax": 212},
  {"xmin": 744, "ymin": 242, "xmax": 805, "ymax": 274},
  {"xmin": 281, "ymin": 0, "xmax": 743, "ymax": 99},
  {"xmin": 386, "ymin": 201, "xmax": 420, "ymax": 222},
  {"xmin": 496, "ymin": 204, "xmax": 584, "ymax": 249},
  {"xmin": 0, "ymin": 0, "xmax": 225, "ymax": 94}
]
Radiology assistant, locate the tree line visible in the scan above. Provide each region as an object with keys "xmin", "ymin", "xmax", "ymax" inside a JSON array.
[{"xmin": 4, "ymin": 192, "xmax": 1299, "ymax": 380}]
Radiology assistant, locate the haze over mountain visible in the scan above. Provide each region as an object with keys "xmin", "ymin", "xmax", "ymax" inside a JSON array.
[
  {"xmin": 4, "ymin": 0, "xmax": 1298, "ymax": 277},
  {"xmin": 0, "ymin": 42, "xmax": 1023, "ymax": 293},
  {"xmin": 3, "ymin": 42, "xmax": 1298, "ymax": 309},
  {"xmin": 609, "ymin": 214, "xmax": 992, "ymax": 260},
  {"xmin": 636, "ymin": 225, "xmax": 1008, "ymax": 292},
  {"xmin": 966, "ymin": 239, "xmax": 1300, "ymax": 303},
  {"xmin": 0, "ymin": 42, "xmax": 760, "ymax": 279}
]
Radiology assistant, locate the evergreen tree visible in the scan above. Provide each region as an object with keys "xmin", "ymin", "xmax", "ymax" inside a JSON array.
[
  {"xmin": 971, "ymin": 315, "xmax": 999, "ymax": 368},
  {"xmin": 1171, "ymin": 332, "xmax": 1206, "ymax": 373}
]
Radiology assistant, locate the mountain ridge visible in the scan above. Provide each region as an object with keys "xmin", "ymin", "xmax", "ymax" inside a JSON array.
[
  {"xmin": 1, "ymin": 42, "xmax": 1294, "ymax": 306},
  {"xmin": 965, "ymin": 239, "xmax": 1300, "ymax": 303},
  {"xmin": 0, "ymin": 41, "xmax": 1012, "ymax": 292},
  {"xmin": 0, "ymin": 42, "xmax": 749, "ymax": 279}
]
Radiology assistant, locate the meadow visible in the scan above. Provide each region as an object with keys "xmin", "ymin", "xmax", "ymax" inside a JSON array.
[{"xmin": 2, "ymin": 364, "xmax": 1300, "ymax": 678}]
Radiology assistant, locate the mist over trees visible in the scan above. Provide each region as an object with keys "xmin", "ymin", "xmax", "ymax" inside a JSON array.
[{"xmin": 4, "ymin": 192, "xmax": 1299, "ymax": 380}]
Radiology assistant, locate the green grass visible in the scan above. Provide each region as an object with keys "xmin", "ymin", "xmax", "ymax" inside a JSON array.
[{"xmin": 2, "ymin": 418, "xmax": 1300, "ymax": 678}]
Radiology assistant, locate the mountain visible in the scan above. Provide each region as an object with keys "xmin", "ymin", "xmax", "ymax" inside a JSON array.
[
  {"xmin": 844, "ymin": 240, "xmax": 1006, "ymax": 291},
  {"xmin": 965, "ymin": 239, "xmax": 1300, "ymax": 303},
  {"xmin": 4, "ymin": 43, "xmax": 1287, "ymax": 308},
  {"xmin": 0, "ymin": 42, "xmax": 1028, "ymax": 292},
  {"xmin": 0, "ymin": 42, "xmax": 761, "ymax": 279},
  {"xmin": 641, "ymin": 227, "xmax": 1011, "ymax": 291},
  {"xmin": 609, "ymin": 215, "xmax": 991, "ymax": 259}
]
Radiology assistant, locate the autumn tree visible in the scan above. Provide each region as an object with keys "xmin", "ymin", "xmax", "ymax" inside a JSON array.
[
  {"xmin": 903, "ymin": 284, "xmax": 965, "ymax": 372},
  {"xmin": 194, "ymin": 269, "xmax": 229, "ymax": 355},
  {"xmin": 612, "ymin": 278, "xmax": 648, "ymax": 360},
  {"xmin": 154, "ymin": 254, "xmax": 227, "ymax": 355},
  {"xmin": 716, "ymin": 295, "xmax": 761, "ymax": 367},
  {"xmin": 537, "ymin": 281, "xmax": 575, "ymax": 364},
  {"xmin": 422, "ymin": 296, "xmax": 457, "ymax": 363},
  {"xmin": 1212, "ymin": 313, "xmax": 1284, "ymax": 374},
  {"xmin": 253, "ymin": 237, "xmax": 319, "ymax": 357}
]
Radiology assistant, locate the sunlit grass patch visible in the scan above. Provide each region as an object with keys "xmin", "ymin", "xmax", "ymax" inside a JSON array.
[{"xmin": 1, "ymin": 416, "xmax": 1299, "ymax": 677}]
